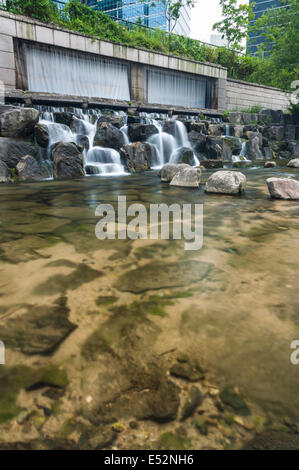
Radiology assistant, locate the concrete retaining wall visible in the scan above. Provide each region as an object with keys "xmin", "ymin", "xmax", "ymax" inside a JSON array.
[
  {"xmin": 227, "ymin": 78, "xmax": 290, "ymax": 112},
  {"xmin": 0, "ymin": 10, "xmax": 291, "ymax": 112}
]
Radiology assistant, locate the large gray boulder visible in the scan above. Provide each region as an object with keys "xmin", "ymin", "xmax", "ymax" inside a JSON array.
[
  {"xmin": 266, "ymin": 177, "xmax": 299, "ymax": 200},
  {"xmin": 120, "ymin": 142, "xmax": 153, "ymax": 173},
  {"xmin": 159, "ymin": 163, "xmax": 190, "ymax": 182},
  {"xmin": 207, "ymin": 124, "xmax": 221, "ymax": 136},
  {"xmin": 94, "ymin": 122, "xmax": 124, "ymax": 150},
  {"xmin": 0, "ymin": 137, "xmax": 42, "ymax": 169},
  {"xmin": 188, "ymin": 131, "xmax": 206, "ymax": 153},
  {"xmin": 51, "ymin": 142, "xmax": 84, "ymax": 179},
  {"xmin": 0, "ymin": 160, "xmax": 10, "ymax": 183},
  {"xmin": 259, "ymin": 109, "xmax": 283, "ymax": 124},
  {"xmin": 16, "ymin": 155, "xmax": 49, "ymax": 181},
  {"xmin": 205, "ymin": 136, "xmax": 223, "ymax": 158},
  {"xmin": 287, "ymin": 158, "xmax": 299, "ymax": 168},
  {"xmin": 205, "ymin": 170, "xmax": 246, "ymax": 194},
  {"xmin": 266, "ymin": 126, "xmax": 284, "ymax": 141},
  {"xmin": 222, "ymin": 136, "xmax": 242, "ymax": 155},
  {"xmin": 0, "ymin": 108, "xmax": 39, "ymax": 138},
  {"xmin": 128, "ymin": 123, "xmax": 158, "ymax": 142},
  {"xmin": 170, "ymin": 167, "xmax": 201, "ymax": 188},
  {"xmin": 247, "ymin": 133, "xmax": 264, "ymax": 160},
  {"xmin": 288, "ymin": 141, "xmax": 299, "ymax": 157},
  {"xmin": 170, "ymin": 146, "xmax": 194, "ymax": 165},
  {"xmin": 34, "ymin": 122, "xmax": 49, "ymax": 147}
]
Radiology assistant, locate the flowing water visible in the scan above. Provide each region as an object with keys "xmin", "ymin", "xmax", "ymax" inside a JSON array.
[
  {"xmin": 38, "ymin": 109, "xmax": 199, "ymax": 175},
  {"xmin": 0, "ymin": 167, "xmax": 299, "ymax": 449}
]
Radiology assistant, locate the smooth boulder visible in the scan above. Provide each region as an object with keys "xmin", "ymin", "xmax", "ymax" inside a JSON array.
[
  {"xmin": 120, "ymin": 142, "xmax": 153, "ymax": 173},
  {"xmin": 0, "ymin": 108, "xmax": 39, "ymax": 138},
  {"xmin": 170, "ymin": 167, "xmax": 201, "ymax": 188},
  {"xmin": 266, "ymin": 177, "xmax": 299, "ymax": 200},
  {"xmin": 94, "ymin": 122, "xmax": 124, "ymax": 150},
  {"xmin": 34, "ymin": 122, "xmax": 50, "ymax": 147},
  {"xmin": 205, "ymin": 170, "xmax": 246, "ymax": 194},
  {"xmin": 52, "ymin": 142, "xmax": 84, "ymax": 179},
  {"xmin": 287, "ymin": 158, "xmax": 299, "ymax": 168},
  {"xmin": 159, "ymin": 163, "xmax": 190, "ymax": 182}
]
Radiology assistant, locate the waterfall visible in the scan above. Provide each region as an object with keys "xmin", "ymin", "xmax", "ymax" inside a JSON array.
[
  {"xmin": 232, "ymin": 141, "xmax": 251, "ymax": 163},
  {"xmin": 147, "ymin": 120, "xmax": 177, "ymax": 168},
  {"xmin": 85, "ymin": 147, "xmax": 126, "ymax": 175},
  {"xmin": 24, "ymin": 43, "xmax": 130, "ymax": 101},
  {"xmin": 120, "ymin": 124, "xmax": 130, "ymax": 145},
  {"xmin": 146, "ymin": 118, "xmax": 199, "ymax": 168},
  {"xmin": 147, "ymin": 69, "xmax": 213, "ymax": 108},
  {"xmin": 225, "ymin": 124, "xmax": 230, "ymax": 137},
  {"xmin": 36, "ymin": 106, "xmax": 126, "ymax": 176}
]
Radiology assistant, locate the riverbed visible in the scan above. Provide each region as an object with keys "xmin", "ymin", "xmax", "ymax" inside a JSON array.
[{"xmin": 0, "ymin": 167, "xmax": 299, "ymax": 449}]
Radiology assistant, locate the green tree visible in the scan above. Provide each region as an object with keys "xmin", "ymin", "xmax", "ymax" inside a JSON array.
[
  {"xmin": 213, "ymin": 0, "xmax": 255, "ymax": 51},
  {"xmin": 161, "ymin": 0, "xmax": 197, "ymax": 33},
  {"xmin": 249, "ymin": 0, "xmax": 299, "ymax": 89}
]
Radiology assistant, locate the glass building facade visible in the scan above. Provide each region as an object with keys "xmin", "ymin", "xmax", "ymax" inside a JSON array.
[
  {"xmin": 81, "ymin": 0, "xmax": 191, "ymax": 36},
  {"xmin": 247, "ymin": 0, "xmax": 288, "ymax": 55}
]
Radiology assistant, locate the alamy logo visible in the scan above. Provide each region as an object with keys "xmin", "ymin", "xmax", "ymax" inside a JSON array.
[
  {"xmin": 95, "ymin": 196, "xmax": 203, "ymax": 250},
  {"xmin": 0, "ymin": 341, "xmax": 5, "ymax": 365},
  {"xmin": 290, "ymin": 340, "xmax": 299, "ymax": 365}
]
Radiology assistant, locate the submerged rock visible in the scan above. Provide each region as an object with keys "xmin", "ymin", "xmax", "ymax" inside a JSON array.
[
  {"xmin": 52, "ymin": 142, "xmax": 84, "ymax": 179},
  {"xmin": 114, "ymin": 260, "xmax": 213, "ymax": 293},
  {"xmin": 220, "ymin": 386, "xmax": 250, "ymax": 416},
  {"xmin": 181, "ymin": 386, "xmax": 203, "ymax": 421},
  {"xmin": 16, "ymin": 155, "xmax": 49, "ymax": 182},
  {"xmin": 287, "ymin": 158, "xmax": 299, "ymax": 168},
  {"xmin": 170, "ymin": 167, "xmax": 201, "ymax": 188},
  {"xmin": 120, "ymin": 142, "xmax": 153, "ymax": 172},
  {"xmin": 94, "ymin": 122, "xmax": 124, "ymax": 150},
  {"xmin": 160, "ymin": 163, "xmax": 190, "ymax": 182},
  {"xmin": 266, "ymin": 177, "xmax": 299, "ymax": 200},
  {"xmin": 0, "ymin": 303, "xmax": 77, "ymax": 355},
  {"xmin": 0, "ymin": 107, "xmax": 39, "ymax": 138},
  {"xmin": 264, "ymin": 161, "xmax": 277, "ymax": 168},
  {"xmin": 0, "ymin": 160, "xmax": 10, "ymax": 183},
  {"xmin": 205, "ymin": 170, "xmax": 246, "ymax": 195},
  {"xmin": 200, "ymin": 159, "xmax": 223, "ymax": 169},
  {"xmin": 170, "ymin": 362, "xmax": 204, "ymax": 382}
]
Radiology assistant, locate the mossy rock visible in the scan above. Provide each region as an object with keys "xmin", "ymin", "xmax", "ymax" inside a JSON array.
[
  {"xmin": 181, "ymin": 386, "xmax": 203, "ymax": 421},
  {"xmin": 220, "ymin": 387, "xmax": 250, "ymax": 416},
  {"xmin": 154, "ymin": 432, "xmax": 192, "ymax": 450},
  {"xmin": 0, "ymin": 366, "xmax": 36, "ymax": 424}
]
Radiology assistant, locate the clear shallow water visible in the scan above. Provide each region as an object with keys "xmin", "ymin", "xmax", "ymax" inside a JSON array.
[{"xmin": 0, "ymin": 167, "xmax": 299, "ymax": 448}]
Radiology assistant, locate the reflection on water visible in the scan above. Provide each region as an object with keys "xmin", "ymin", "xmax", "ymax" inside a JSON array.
[{"xmin": 0, "ymin": 167, "xmax": 299, "ymax": 449}]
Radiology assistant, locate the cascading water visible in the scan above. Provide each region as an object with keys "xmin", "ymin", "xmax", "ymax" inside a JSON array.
[
  {"xmin": 147, "ymin": 119, "xmax": 199, "ymax": 168},
  {"xmin": 85, "ymin": 147, "xmax": 125, "ymax": 175},
  {"xmin": 36, "ymin": 106, "xmax": 127, "ymax": 176}
]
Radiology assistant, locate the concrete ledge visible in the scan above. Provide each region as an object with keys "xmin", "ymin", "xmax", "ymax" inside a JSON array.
[
  {"xmin": 4, "ymin": 88, "xmax": 222, "ymax": 116},
  {"xmin": 0, "ymin": 10, "xmax": 227, "ymax": 80}
]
